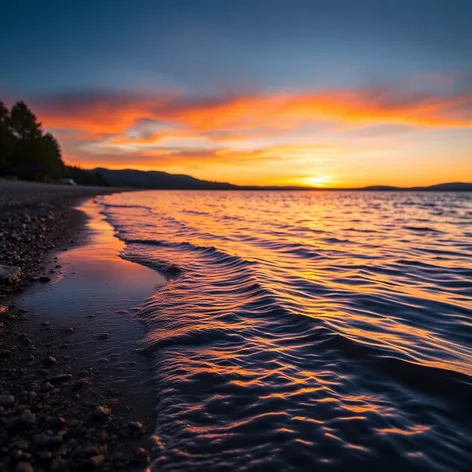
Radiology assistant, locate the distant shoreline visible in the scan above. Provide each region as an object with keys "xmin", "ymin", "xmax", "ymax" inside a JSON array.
[
  {"xmin": 86, "ymin": 169, "xmax": 472, "ymax": 192},
  {"xmin": 2, "ymin": 177, "xmax": 471, "ymax": 193}
]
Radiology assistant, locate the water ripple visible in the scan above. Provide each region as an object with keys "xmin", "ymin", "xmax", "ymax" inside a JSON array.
[{"xmin": 100, "ymin": 191, "xmax": 472, "ymax": 471}]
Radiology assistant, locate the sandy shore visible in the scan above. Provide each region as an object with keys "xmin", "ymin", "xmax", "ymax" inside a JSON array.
[{"xmin": 0, "ymin": 181, "xmax": 158, "ymax": 471}]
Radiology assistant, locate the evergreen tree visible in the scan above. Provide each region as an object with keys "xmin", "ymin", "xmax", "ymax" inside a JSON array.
[
  {"xmin": 5, "ymin": 100, "xmax": 65, "ymax": 180},
  {"xmin": 9, "ymin": 101, "xmax": 43, "ymax": 140},
  {"xmin": 41, "ymin": 132, "xmax": 64, "ymax": 178},
  {"xmin": 0, "ymin": 100, "xmax": 14, "ymax": 174},
  {"xmin": 8, "ymin": 101, "xmax": 44, "ymax": 178},
  {"xmin": 0, "ymin": 98, "xmax": 107, "ymax": 185}
]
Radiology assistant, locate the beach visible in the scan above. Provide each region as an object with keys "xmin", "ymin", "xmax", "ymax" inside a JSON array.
[
  {"xmin": 1, "ymin": 183, "xmax": 471, "ymax": 471},
  {"xmin": 0, "ymin": 181, "xmax": 157, "ymax": 472}
]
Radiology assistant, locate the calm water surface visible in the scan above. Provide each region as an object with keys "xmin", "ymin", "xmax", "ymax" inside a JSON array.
[{"xmin": 100, "ymin": 191, "xmax": 472, "ymax": 472}]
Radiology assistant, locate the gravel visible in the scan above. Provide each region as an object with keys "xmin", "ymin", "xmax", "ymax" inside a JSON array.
[{"xmin": 0, "ymin": 182, "xmax": 153, "ymax": 471}]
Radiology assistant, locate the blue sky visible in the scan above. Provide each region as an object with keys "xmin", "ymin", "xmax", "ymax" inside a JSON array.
[{"xmin": 1, "ymin": 0, "xmax": 471, "ymax": 185}]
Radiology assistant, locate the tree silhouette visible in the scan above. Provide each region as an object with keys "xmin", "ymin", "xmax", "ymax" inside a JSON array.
[
  {"xmin": 9, "ymin": 101, "xmax": 46, "ymax": 179},
  {"xmin": 0, "ymin": 100, "xmax": 13, "ymax": 173},
  {"xmin": 0, "ymin": 99, "xmax": 108, "ymax": 185},
  {"xmin": 40, "ymin": 132, "xmax": 64, "ymax": 179},
  {"xmin": 9, "ymin": 101, "xmax": 43, "ymax": 140},
  {"xmin": 0, "ymin": 100, "xmax": 68, "ymax": 181}
]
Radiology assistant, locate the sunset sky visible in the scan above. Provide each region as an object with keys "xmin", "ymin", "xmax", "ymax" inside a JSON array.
[{"xmin": 1, "ymin": 0, "xmax": 471, "ymax": 187}]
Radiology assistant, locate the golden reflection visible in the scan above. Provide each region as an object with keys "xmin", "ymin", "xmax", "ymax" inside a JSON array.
[
  {"xmin": 376, "ymin": 425, "xmax": 431, "ymax": 436},
  {"xmin": 345, "ymin": 444, "xmax": 367, "ymax": 451},
  {"xmin": 97, "ymin": 190, "xmax": 471, "ymax": 469}
]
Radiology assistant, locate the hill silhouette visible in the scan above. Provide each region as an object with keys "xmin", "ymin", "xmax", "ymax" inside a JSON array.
[
  {"xmin": 92, "ymin": 168, "xmax": 472, "ymax": 192},
  {"xmin": 93, "ymin": 168, "xmax": 237, "ymax": 190}
]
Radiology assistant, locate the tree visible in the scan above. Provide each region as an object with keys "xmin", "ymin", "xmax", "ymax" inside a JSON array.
[
  {"xmin": 8, "ymin": 101, "xmax": 44, "ymax": 178},
  {"xmin": 0, "ymin": 100, "xmax": 14, "ymax": 173},
  {"xmin": 40, "ymin": 132, "xmax": 64, "ymax": 179},
  {"xmin": 0, "ymin": 99, "xmax": 108, "ymax": 185},
  {"xmin": 5, "ymin": 101, "xmax": 66, "ymax": 180},
  {"xmin": 9, "ymin": 101, "xmax": 42, "ymax": 141}
]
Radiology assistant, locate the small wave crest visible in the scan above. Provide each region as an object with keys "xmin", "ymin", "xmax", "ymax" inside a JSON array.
[{"xmin": 99, "ymin": 190, "xmax": 472, "ymax": 471}]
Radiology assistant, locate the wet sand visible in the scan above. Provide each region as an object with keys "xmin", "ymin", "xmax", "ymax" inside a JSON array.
[{"xmin": 0, "ymin": 181, "xmax": 164, "ymax": 471}]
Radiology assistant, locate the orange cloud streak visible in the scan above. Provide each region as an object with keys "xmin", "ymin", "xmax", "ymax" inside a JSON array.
[
  {"xmin": 174, "ymin": 91, "xmax": 472, "ymax": 131},
  {"xmin": 32, "ymin": 85, "xmax": 472, "ymax": 186},
  {"xmin": 37, "ymin": 87, "xmax": 472, "ymax": 141}
]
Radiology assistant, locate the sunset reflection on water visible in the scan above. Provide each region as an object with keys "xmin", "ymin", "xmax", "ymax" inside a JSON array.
[{"xmin": 101, "ymin": 190, "xmax": 472, "ymax": 471}]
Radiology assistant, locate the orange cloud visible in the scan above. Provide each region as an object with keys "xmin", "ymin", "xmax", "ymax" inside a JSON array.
[
  {"xmin": 173, "ymin": 89, "xmax": 472, "ymax": 131},
  {"xmin": 29, "ymin": 84, "xmax": 472, "ymax": 186},
  {"xmin": 34, "ymin": 85, "xmax": 472, "ymax": 142}
]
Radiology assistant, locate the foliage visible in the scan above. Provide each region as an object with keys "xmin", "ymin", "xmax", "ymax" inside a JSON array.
[
  {"xmin": 0, "ymin": 100, "xmax": 15, "ymax": 174},
  {"xmin": 0, "ymin": 99, "xmax": 108, "ymax": 185},
  {"xmin": 0, "ymin": 99, "xmax": 64, "ymax": 180}
]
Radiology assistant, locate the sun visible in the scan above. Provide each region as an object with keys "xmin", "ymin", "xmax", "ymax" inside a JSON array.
[{"xmin": 302, "ymin": 175, "xmax": 334, "ymax": 187}]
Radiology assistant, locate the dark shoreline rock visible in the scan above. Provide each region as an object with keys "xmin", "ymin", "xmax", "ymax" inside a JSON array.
[{"xmin": 0, "ymin": 265, "xmax": 22, "ymax": 285}]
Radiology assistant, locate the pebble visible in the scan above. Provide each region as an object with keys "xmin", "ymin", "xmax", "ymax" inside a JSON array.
[
  {"xmin": 62, "ymin": 327, "xmax": 75, "ymax": 335},
  {"xmin": 135, "ymin": 447, "xmax": 148, "ymax": 458},
  {"xmin": 38, "ymin": 275, "xmax": 51, "ymax": 283},
  {"xmin": 35, "ymin": 450, "xmax": 53, "ymax": 460},
  {"xmin": 50, "ymin": 458, "xmax": 68, "ymax": 472},
  {"xmin": 93, "ymin": 406, "xmax": 111, "ymax": 420},
  {"xmin": 47, "ymin": 416, "xmax": 66, "ymax": 429},
  {"xmin": 0, "ymin": 394, "xmax": 15, "ymax": 406},
  {"xmin": 72, "ymin": 378, "xmax": 90, "ymax": 390},
  {"xmin": 45, "ymin": 355, "xmax": 57, "ymax": 365},
  {"xmin": 0, "ymin": 349, "xmax": 13, "ymax": 357},
  {"xmin": 128, "ymin": 421, "xmax": 144, "ymax": 432},
  {"xmin": 15, "ymin": 462, "xmax": 34, "ymax": 472},
  {"xmin": 96, "ymin": 333, "xmax": 109, "ymax": 340},
  {"xmin": 42, "ymin": 382, "xmax": 54, "ymax": 392},
  {"xmin": 74, "ymin": 445, "xmax": 100, "ymax": 458},
  {"xmin": 10, "ymin": 410, "xmax": 36, "ymax": 430},
  {"xmin": 78, "ymin": 454, "xmax": 105, "ymax": 470},
  {"xmin": 20, "ymin": 336, "xmax": 33, "ymax": 345},
  {"xmin": 34, "ymin": 433, "xmax": 63, "ymax": 447},
  {"xmin": 48, "ymin": 373, "xmax": 73, "ymax": 383}
]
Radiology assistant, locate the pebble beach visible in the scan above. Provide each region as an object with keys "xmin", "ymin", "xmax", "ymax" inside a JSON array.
[{"xmin": 0, "ymin": 181, "xmax": 154, "ymax": 472}]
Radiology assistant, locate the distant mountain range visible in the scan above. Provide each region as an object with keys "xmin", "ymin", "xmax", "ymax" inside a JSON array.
[
  {"xmin": 94, "ymin": 168, "xmax": 237, "ymax": 190},
  {"xmin": 92, "ymin": 168, "xmax": 472, "ymax": 192}
]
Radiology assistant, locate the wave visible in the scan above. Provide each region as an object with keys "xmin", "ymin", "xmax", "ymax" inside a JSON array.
[
  {"xmin": 99, "ymin": 190, "xmax": 472, "ymax": 471},
  {"xmin": 403, "ymin": 225, "xmax": 443, "ymax": 233},
  {"xmin": 101, "ymin": 202, "xmax": 153, "ymax": 211}
]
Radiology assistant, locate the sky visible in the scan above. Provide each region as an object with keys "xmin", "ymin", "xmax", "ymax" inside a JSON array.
[{"xmin": 1, "ymin": 0, "xmax": 471, "ymax": 187}]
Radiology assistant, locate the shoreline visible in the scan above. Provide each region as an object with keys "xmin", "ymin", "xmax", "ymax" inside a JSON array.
[{"xmin": 0, "ymin": 182, "xmax": 160, "ymax": 471}]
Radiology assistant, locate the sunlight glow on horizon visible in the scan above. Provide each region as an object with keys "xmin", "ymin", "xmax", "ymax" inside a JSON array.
[
  {"xmin": 34, "ymin": 81, "xmax": 472, "ymax": 187},
  {"xmin": 2, "ymin": 1, "xmax": 472, "ymax": 187},
  {"xmin": 301, "ymin": 176, "xmax": 335, "ymax": 188}
]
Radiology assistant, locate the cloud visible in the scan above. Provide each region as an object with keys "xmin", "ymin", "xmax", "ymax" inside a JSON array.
[
  {"xmin": 345, "ymin": 124, "xmax": 415, "ymax": 138},
  {"xmin": 33, "ymin": 85, "xmax": 472, "ymax": 134},
  {"xmin": 28, "ymin": 83, "xmax": 472, "ymax": 172}
]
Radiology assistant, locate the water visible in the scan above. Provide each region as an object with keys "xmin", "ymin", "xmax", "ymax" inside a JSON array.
[{"xmin": 99, "ymin": 190, "xmax": 472, "ymax": 471}]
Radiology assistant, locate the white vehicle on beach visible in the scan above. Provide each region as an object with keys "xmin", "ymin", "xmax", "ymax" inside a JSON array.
[{"xmin": 60, "ymin": 178, "xmax": 77, "ymax": 186}]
